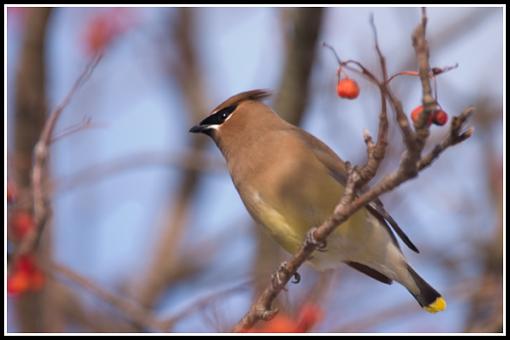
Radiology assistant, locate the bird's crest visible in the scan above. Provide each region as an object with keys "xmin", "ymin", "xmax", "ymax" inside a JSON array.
[{"xmin": 210, "ymin": 89, "xmax": 272, "ymax": 114}]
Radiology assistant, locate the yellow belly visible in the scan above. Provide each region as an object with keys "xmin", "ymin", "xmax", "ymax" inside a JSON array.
[{"xmin": 245, "ymin": 185, "xmax": 368, "ymax": 257}]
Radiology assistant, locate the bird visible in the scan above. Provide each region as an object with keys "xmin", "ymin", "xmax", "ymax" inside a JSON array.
[{"xmin": 189, "ymin": 89, "xmax": 446, "ymax": 313}]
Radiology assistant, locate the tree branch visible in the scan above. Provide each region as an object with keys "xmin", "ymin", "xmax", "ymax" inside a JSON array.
[
  {"xmin": 233, "ymin": 7, "xmax": 474, "ymax": 332},
  {"xmin": 417, "ymin": 107, "xmax": 475, "ymax": 171},
  {"xmin": 52, "ymin": 150, "xmax": 225, "ymax": 194},
  {"xmin": 358, "ymin": 14, "xmax": 389, "ymax": 183},
  {"xmin": 159, "ymin": 280, "xmax": 252, "ymax": 330},
  {"xmin": 47, "ymin": 261, "xmax": 163, "ymax": 331},
  {"xmin": 14, "ymin": 54, "xmax": 102, "ymax": 258}
]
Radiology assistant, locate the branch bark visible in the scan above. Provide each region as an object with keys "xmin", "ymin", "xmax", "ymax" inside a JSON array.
[
  {"xmin": 13, "ymin": 8, "xmax": 52, "ymax": 190},
  {"xmin": 14, "ymin": 55, "xmax": 103, "ymax": 258},
  {"xmin": 11, "ymin": 8, "xmax": 53, "ymax": 333}
]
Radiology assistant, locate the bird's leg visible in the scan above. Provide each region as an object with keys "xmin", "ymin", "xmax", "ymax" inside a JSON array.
[{"xmin": 306, "ymin": 227, "xmax": 327, "ymax": 252}]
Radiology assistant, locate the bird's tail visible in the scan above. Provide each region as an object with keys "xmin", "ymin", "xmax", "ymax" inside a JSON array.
[{"xmin": 405, "ymin": 264, "xmax": 447, "ymax": 313}]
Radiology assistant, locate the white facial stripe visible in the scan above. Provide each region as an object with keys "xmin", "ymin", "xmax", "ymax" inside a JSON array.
[
  {"xmin": 205, "ymin": 108, "xmax": 235, "ymax": 131},
  {"xmin": 224, "ymin": 111, "xmax": 235, "ymax": 122}
]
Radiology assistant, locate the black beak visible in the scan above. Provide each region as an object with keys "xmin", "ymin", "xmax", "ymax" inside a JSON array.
[{"xmin": 189, "ymin": 124, "xmax": 207, "ymax": 133}]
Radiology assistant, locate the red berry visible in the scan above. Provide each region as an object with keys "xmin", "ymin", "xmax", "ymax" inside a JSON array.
[
  {"xmin": 411, "ymin": 105, "xmax": 433, "ymax": 126},
  {"xmin": 433, "ymin": 110, "xmax": 448, "ymax": 126},
  {"xmin": 8, "ymin": 255, "xmax": 46, "ymax": 295},
  {"xmin": 17, "ymin": 255, "xmax": 37, "ymax": 273},
  {"xmin": 337, "ymin": 77, "xmax": 360, "ymax": 99},
  {"xmin": 8, "ymin": 271, "xmax": 31, "ymax": 295},
  {"xmin": 7, "ymin": 181, "xmax": 17, "ymax": 204},
  {"xmin": 10, "ymin": 211, "xmax": 34, "ymax": 240},
  {"xmin": 82, "ymin": 9, "xmax": 136, "ymax": 56},
  {"xmin": 411, "ymin": 105, "xmax": 449, "ymax": 127},
  {"xmin": 296, "ymin": 304, "xmax": 323, "ymax": 333}
]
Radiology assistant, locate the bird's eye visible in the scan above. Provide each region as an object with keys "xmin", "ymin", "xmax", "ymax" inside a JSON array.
[
  {"xmin": 199, "ymin": 105, "xmax": 238, "ymax": 126},
  {"xmin": 217, "ymin": 105, "xmax": 236, "ymax": 121}
]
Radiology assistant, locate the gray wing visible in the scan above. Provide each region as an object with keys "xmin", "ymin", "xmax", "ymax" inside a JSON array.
[{"xmin": 296, "ymin": 127, "xmax": 419, "ymax": 253}]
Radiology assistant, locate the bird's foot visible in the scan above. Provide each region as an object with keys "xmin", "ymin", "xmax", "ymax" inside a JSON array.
[
  {"xmin": 271, "ymin": 262, "xmax": 289, "ymax": 290},
  {"xmin": 306, "ymin": 227, "xmax": 327, "ymax": 252},
  {"xmin": 291, "ymin": 271, "xmax": 301, "ymax": 284},
  {"xmin": 258, "ymin": 307, "xmax": 279, "ymax": 321},
  {"xmin": 271, "ymin": 262, "xmax": 301, "ymax": 290}
]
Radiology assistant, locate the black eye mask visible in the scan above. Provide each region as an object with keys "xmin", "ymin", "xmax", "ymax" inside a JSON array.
[{"xmin": 199, "ymin": 105, "xmax": 237, "ymax": 126}]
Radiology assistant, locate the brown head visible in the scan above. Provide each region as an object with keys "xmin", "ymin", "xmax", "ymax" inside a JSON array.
[
  {"xmin": 189, "ymin": 89, "xmax": 272, "ymax": 134},
  {"xmin": 189, "ymin": 89, "xmax": 284, "ymax": 151}
]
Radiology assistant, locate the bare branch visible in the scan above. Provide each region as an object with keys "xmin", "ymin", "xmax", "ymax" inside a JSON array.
[
  {"xmin": 14, "ymin": 54, "xmax": 102, "ymax": 258},
  {"xmin": 417, "ymin": 107, "xmax": 475, "ymax": 171},
  {"xmin": 358, "ymin": 15, "xmax": 389, "ymax": 183},
  {"xmin": 233, "ymin": 8, "xmax": 474, "ymax": 332},
  {"xmin": 50, "ymin": 116, "xmax": 106, "ymax": 143},
  {"xmin": 369, "ymin": 14, "xmax": 388, "ymax": 82},
  {"xmin": 412, "ymin": 7, "xmax": 436, "ymax": 132},
  {"xmin": 160, "ymin": 280, "xmax": 252, "ymax": 330},
  {"xmin": 47, "ymin": 260, "xmax": 163, "ymax": 331},
  {"xmin": 386, "ymin": 63, "xmax": 459, "ymax": 84},
  {"xmin": 323, "ymin": 38, "xmax": 388, "ymax": 184},
  {"xmin": 52, "ymin": 150, "xmax": 225, "ymax": 194},
  {"xmin": 385, "ymin": 88, "xmax": 416, "ymax": 151}
]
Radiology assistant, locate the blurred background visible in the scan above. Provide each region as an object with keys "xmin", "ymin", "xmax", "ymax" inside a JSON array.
[{"xmin": 5, "ymin": 6, "xmax": 504, "ymax": 333}]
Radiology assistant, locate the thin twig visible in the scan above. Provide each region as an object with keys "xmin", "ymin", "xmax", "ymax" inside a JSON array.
[
  {"xmin": 412, "ymin": 8, "xmax": 436, "ymax": 132},
  {"xmin": 15, "ymin": 54, "xmax": 102, "ymax": 258},
  {"xmin": 358, "ymin": 15, "xmax": 389, "ymax": 182},
  {"xmin": 417, "ymin": 107, "xmax": 475, "ymax": 171},
  {"xmin": 386, "ymin": 63, "xmax": 459, "ymax": 83},
  {"xmin": 50, "ymin": 116, "xmax": 106, "ymax": 143},
  {"xmin": 322, "ymin": 43, "xmax": 380, "ymax": 85},
  {"xmin": 52, "ymin": 150, "xmax": 225, "ymax": 194},
  {"xmin": 159, "ymin": 280, "xmax": 252, "ymax": 330},
  {"xmin": 369, "ymin": 14, "xmax": 388, "ymax": 81},
  {"xmin": 48, "ymin": 260, "xmax": 163, "ymax": 331}
]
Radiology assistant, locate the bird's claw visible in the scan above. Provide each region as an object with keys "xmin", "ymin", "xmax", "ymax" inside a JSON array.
[
  {"xmin": 291, "ymin": 271, "xmax": 301, "ymax": 284},
  {"xmin": 271, "ymin": 262, "xmax": 289, "ymax": 290},
  {"xmin": 306, "ymin": 227, "xmax": 327, "ymax": 252},
  {"xmin": 271, "ymin": 261, "xmax": 301, "ymax": 289},
  {"xmin": 259, "ymin": 307, "xmax": 279, "ymax": 321}
]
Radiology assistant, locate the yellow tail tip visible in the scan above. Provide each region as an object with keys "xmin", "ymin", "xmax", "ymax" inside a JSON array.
[{"xmin": 423, "ymin": 296, "xmax": 447, "ymax": 313}]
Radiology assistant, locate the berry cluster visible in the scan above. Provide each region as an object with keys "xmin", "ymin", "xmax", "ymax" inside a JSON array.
[
  {"xmin": 328, "ymin": 44, "xmax": 455, "ymax": 128},
  {"xmin": 411, "ymin": 105, "xmax": 448, "ymax": 126},
  {"xmin": 7, "ymin": 182, "xmax": 46, "ymax": 296}
]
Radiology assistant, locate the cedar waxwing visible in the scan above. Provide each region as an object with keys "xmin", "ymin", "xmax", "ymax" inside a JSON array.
[{"xmin": 189, "ymin": 89, "xmax": 446, "ymax": 313}]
